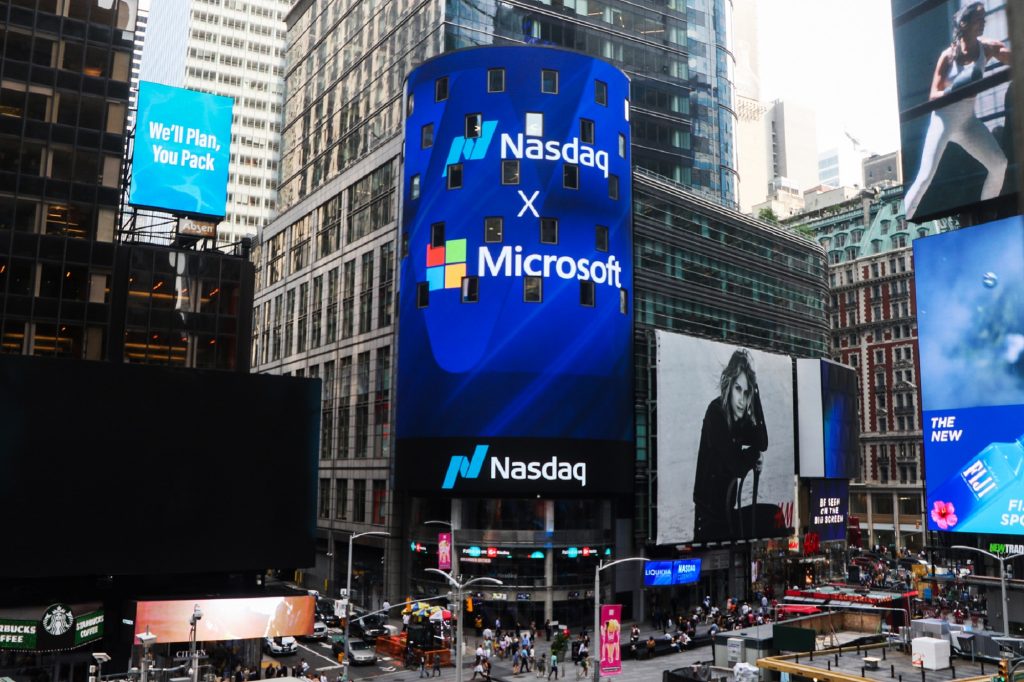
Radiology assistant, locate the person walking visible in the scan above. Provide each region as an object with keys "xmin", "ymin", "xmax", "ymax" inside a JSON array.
[
  {"xmin": 548, "ymin": 651, "xmax": 559, "ymax": 680},
  {"xmin": 419, "ymin": 653, "xmax": 428, "ymax": 678},
  {"xmin": 432, "ymin": 654, "xmax": 442, "ymax": 677}
]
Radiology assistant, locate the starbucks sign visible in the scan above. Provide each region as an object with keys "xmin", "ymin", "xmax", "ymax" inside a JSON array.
[{"xmin": 0, "ymin": 604, "xmax": 103, "ymax": 651}]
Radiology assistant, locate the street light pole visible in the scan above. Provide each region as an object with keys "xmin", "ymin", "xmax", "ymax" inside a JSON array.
[
  {"xmin": 189, "ymin": 605, "xmax": 202, "ymax": 682},
  {"xmin": 426, "ymin": 568, "xmax": 502, "ymax": 682},
  {"xmin": 345, "ymin": 531, "xmax": 390, "ymax": 662},
  {"xmin": 593, "ymin": 557, "xmax": 648, "ymax": 682},
  {"xmin": 951, "ymin": 545, "xmax": 1024, "ymax": 636}
]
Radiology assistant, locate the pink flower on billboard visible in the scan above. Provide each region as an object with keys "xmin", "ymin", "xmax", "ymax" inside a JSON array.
[{"xmin": 930, "ymin": 501, "xmax": 958, "ymax": 530}]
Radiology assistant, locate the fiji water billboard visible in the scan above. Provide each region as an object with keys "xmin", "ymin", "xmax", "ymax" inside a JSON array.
[
  {"xmin": 129, "ymin": 81, "xmax": 233, "ymax": 219},
  {"xmin": 395, "ymin": 47, "xmax": 633, "ymax": 496},
  {"xmin": 915, "ymin": 216, "xmax": 1024, "ymax": 534}
]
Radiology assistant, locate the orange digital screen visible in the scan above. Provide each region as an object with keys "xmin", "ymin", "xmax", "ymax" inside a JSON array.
[{"xmin": 134, "ymin": 596, "xmax": 314, "ymax": 643}]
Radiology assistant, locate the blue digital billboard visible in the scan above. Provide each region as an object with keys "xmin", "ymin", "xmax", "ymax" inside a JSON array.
[
  {"xmin": 643, "ymin": 560, "xmax": 701, "ymax": 587},
  {"xmin": 915, "ymin": 216, "xmax": 1024, "ymax": 534},
  {"xmin": 395, "ymin": 47, "xmax": 633, "ymax": 496},
  {"xmin": 129, "ymin": 81, "xmax": 233, "ymax": 219},
  {"xmin": 797, "ymin": 359, "xmax": 860, "ymax": 479}
]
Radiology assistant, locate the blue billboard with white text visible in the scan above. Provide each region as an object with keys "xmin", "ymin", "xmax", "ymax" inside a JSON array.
[
  {"xmin": 395, "ymin": 47, "xmax": 633, "ymax": 496},
  {"xmin": 643, "ymin": 560, "xmax": 701, "ymax": 587},
  {"xmin": 915, "ymin": 216, "xmax": 1024, "ymax": 534},
  {"xmin": 129, "ymin": 81, "xmax": 233, "ymax": 219}
]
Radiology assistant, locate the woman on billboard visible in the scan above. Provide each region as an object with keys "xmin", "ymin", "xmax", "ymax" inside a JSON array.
[
  {"xmin": 904, "ymin": 2, "xmax": 1012, "ymax": 219},
  {"xmin": 692, "ymin": 349, "xmax": 767, "ymax": 542}
]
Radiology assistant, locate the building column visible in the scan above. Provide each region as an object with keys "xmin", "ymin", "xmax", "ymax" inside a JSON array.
[{"xmin": 544, "ymin": 500, "xmax": 554, "ymax": 622}]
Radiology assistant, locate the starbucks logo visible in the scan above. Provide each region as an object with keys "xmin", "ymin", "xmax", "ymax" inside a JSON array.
[{"xmin": 42, "ymin": 604, "xmax": 74, "ymax": 636}]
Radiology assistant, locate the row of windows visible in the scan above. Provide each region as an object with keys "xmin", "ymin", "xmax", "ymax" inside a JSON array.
[
  {"xmin": 426, "ymin": 71, "xmax": 607, "ymax": 104},
  {"xmin": 440, "ymin": 161, "xmax": 620, "ymax": 198},
  {"xmin": 318, "ymin": 477, "xmax": 387, "ymax": 525},
  {"xmin": 426, "ymin": 220, "xmax": 609, "ymax": 250},
  {"xmin": 416, "ymin": 277, "xmax": 628, "ymax": 310}
]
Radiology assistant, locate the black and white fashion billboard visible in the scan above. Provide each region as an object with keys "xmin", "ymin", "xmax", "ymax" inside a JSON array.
[{"xmin": 656, "ymin": 331, "xmax": 795, "ymax": 546}]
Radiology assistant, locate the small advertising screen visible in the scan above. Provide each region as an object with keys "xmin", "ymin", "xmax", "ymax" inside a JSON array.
[
  {"xmin": 807, "ymin": 478, "xmax": 849, "ymax": 542},
  {"xmin": 656, "ymin": 331, "xmax": 795, "ymax": 545},
  {"xmin": 892, "ymin": 1, "xmax": 1015, "ymax": 221},
  {"xmin": 643, "ymin": 560, "xmax": 702, "ymax": 587},
  {"xmin": 129, "ymin": 81, "xmax": 233, "ymax": 219},
  {"xmin": 797, "ymin": 359, "xmax": 860, "ymax": 479},
  {"xmin": 915, "ymin": 216, "xmax": 1024, "ymax": 534},
  {"xmin": 134, "ymin": 596, "xmax": 315, "ymax": 643}
]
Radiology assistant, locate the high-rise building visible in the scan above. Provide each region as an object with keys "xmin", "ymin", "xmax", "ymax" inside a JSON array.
[
  {"xmin": 786, "ymin": 186, "xmax": 956, "ymax": 550},
  {"xmin": 136, "ymin": 0, "xmax": 288, "ymax": 248},
  {"xmin": 0, "ymin": 0, "xmax": 253, "ymax": 368},
  {"xmin": 254, "ymin": 0, "xmax": 828, "ymax": 619},
  {"xmin": 736, "ymin": 98, "xmax": 819, "ymax": 214},
  {"xmin": 818, "ymin": 133, "xmax": 867, "ymax": 190},
  {"xmin": 862, "ymin": 151, "xmax": 902, "ymax": 190}
]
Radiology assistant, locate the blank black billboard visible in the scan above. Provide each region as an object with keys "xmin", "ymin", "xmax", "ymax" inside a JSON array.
[{"xmin": 0, "ymin": 355, "xmax": 319, "ymax": 578}]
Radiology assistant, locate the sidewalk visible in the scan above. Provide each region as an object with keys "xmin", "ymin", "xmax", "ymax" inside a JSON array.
[{"xmin": 467, "ymin": 623, "xmax": 720, "ymax": 682}]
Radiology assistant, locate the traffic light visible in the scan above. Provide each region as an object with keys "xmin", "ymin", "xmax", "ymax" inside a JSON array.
[
  {"xmin": 465, "ymin": 597, "xmax": 473, "ymax": 613},
  {"xmin": 999, "ymin": 657, "xmax": 1009, "ymax": 681}
]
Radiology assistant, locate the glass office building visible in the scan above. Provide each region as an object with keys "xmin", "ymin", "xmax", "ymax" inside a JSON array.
[{"xmin": 257, "ymin": 0, "xmax": 818, "ymax": 620}]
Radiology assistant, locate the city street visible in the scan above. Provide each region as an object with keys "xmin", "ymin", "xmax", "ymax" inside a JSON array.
[{"xmin": 262, "ymin": 629, "xmax": 403, "ymax": 681}]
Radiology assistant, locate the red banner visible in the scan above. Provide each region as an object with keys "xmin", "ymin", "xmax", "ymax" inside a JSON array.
[
  {"xmin": 599, "ymin": 604, "xmax": 622, "ymax": 676},
  {"xmin": 438, "ymin": 533, "xmax": 452, "ymax": 571}
]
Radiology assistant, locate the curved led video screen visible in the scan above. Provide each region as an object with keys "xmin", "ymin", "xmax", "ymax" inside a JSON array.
[
  {"xmin": 396, "ymin": 46, "xmax": 633, "ymax": 496},
  {"xmin": 915, "ymin": 216, "xmax": 1024, "ymax": 534}
]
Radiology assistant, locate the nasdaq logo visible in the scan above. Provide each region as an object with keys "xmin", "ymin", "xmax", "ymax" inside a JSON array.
[
  {"xmin": 441, "ymin": 444, "xmax": 489, "ymax": 489},
  {"xmin": 443, "ymin": 121, "xmax": 499, "ymax": 176}
]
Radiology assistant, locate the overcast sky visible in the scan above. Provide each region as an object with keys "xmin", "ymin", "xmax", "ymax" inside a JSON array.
[{"xmin": 756, "ymin": 0, "xmax": 902, "ymax": 157}]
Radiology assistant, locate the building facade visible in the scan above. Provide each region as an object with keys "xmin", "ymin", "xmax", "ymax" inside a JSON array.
[
  {"xmin": 256, "ymin": 0, "xmax": 745, "ymax": 610},
  {"xmin": 0, "ymin": 0, "xmax": 253, "ymax": 368},
  {"xmin": 787, "ymin": 185, "xmax": 956, "ymax": 551},
  {"xmin": 136, "ymin": 0, "xmax": 289, "ymax": 248}
]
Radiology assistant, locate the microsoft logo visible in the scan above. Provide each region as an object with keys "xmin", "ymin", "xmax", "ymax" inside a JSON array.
[
  {"xmin": 442, "ymin": 120, "xmax": 498, "ymax": 176},
  {"xmin": 426, "ymin": 238, "xmax": 468, "ymax": 291},
  {"xmin": 442, "ymin": 444, "xmax": 489, "ymax": 489}
]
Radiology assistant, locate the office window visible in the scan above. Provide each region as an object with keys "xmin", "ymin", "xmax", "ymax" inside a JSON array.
[
  {"xmin": 334, "ymin": 479, "xmax": 348, "ymax": 519},
  {"xmin": 465, "ymin": 113, "xmax": 482, "ymax": 138},
  {"xmin": 485, "ymin": 217, "xmax": 503, "ymax": 243},
  {"xmin": 618, "ymin": 133, "xmax": 626, "ymax": 158},
  {"xmin": 540, "ymin": 218, "xmax": 558, "ymax": 244},
  {"xmin": 580, "ymin": 280, "xmax": 595, "ymax": 307},
  {"xmin": 502, "ymin": 160, "xmax": 520, "ymax": 185},
  {"xmin": 596, "ymin": 225, "xmax": 609, "ymax": 251},
  {"xmin": 541, "ymin": 69, "xmax": 558, "ymax": 94},
  {"xmin": 563, "ymin": 164, "xmax": 578, "ymax": 189},
  {"xmin": 609, "ymin": 174, "xmax": 619, "ymax": 200},
  {"xmin": 447, "ymin": 164, "xmax": 462, "ymax": 189},
  {"xmin": 421, "ymin": 123, "xmax": 433, "ymax": 148},
  {"xmin": 372, "ymin": 480, "xmax": 387, "ymax": 525},
  {"xmin": 461, "ymin": 276, "xmax": 479, "ymax": 303},
  {"xmin": 487, "ymin": 68, "xmax": 505, "ymax": 93},
  {"xmin": 524, "ymin": 276, "xmax": 542, "ymax": 302},
  {"xmin": 352, "ymin": 479, "xmax": 366, "ymax": 522},
  {"xmin": 619, "ymin": 289, "xmax": 629, "ymax": 314},
  {"xmin": 580, "ymin": 119, "xmax": 595, "ymax": 145},
  {"xmin": 435, "ymin": 77, "xmax": 448, "ymax": 101},
  {"xmin": 417, "ymin": 282, "xmax": 429, "ymax": 308},
  {"xmin": 318, "ymin": 478, "xmax": 330, "ymax": 518},
  {"xmin": 526, "ymin": 112, "xmax": 543, "ymax": 137},
  {"xmin": 431, "ymin": 222, "xmax": 445, "ymax": 248},
  {"xmin": 595, "ymin": 80, "xmax": 607, "ymax": 105},
  {"xmin": 410, "ymin": 174, "xmax": 420, "ymax": 200}
]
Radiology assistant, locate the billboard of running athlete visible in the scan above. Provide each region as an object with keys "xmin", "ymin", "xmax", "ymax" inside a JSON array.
[
  {"xmin": 892, "ymin": 0, "xmax": 1015, "ymax": 222},
  {"xmin": 655, "ymin": 331, "xmax": 795, "ymax": 546}
]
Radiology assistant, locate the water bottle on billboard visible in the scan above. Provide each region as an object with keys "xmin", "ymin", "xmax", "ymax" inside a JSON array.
[{"xmin": 928, "ymin": 433, "xmax": 1024, "ymax": 530}]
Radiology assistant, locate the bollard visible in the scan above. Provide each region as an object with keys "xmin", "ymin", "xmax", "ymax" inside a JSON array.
[
  {"xmin": 891, "ymin": 664, "xmax": 895, "ymax": 678},
  {"xmin": 982, "ymin": 662, "xmax": 986, "ymax": 674},
  {"xmin": 950, "ymin": 665, "xmax": 955, "ymax": 678},
  {"xmin": 828, "ymin": 661, "xmax": 832, "ymax": 671},
  {"xmin": 862, "ymin": 667, "xmax": 866, "ymax": 677},
  {"xmin": 921, "ymin": 665, "xmax": 926, "ymax": 682},
  {"xmin": 810, "ymin": 650, "xmax": 814, "ymax": 661},
  {"xmin": 836, "ymin": 654, "xmax": 840, "ymax": 666},
  {"xmin": 883, "ymin": 649, "xmax": 887, "ymax": 661}
]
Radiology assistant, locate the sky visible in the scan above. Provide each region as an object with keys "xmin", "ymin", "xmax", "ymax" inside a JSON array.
[{"xmin": 754, "ymin": 0, "xmax": 902, "ymax": 157}]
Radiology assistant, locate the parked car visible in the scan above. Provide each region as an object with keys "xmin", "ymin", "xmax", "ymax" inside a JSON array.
[
  {"xmin": 301, "ymin": 619, "xmax": 328, "ymax": 640},
  {"xmin": 317, "ymin": 598, "xmax": 340, "ymax": 627},
  {"xmin": 349, "ymin": 614, "xmax": 387, "ymax": 641},
  {"xmin": 346, "ymin": 639, "xmax": 377, "ymax": 665},
  {"xmin": 263, "ymin": 636, "xmax": 298, "ymax": 656}
]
